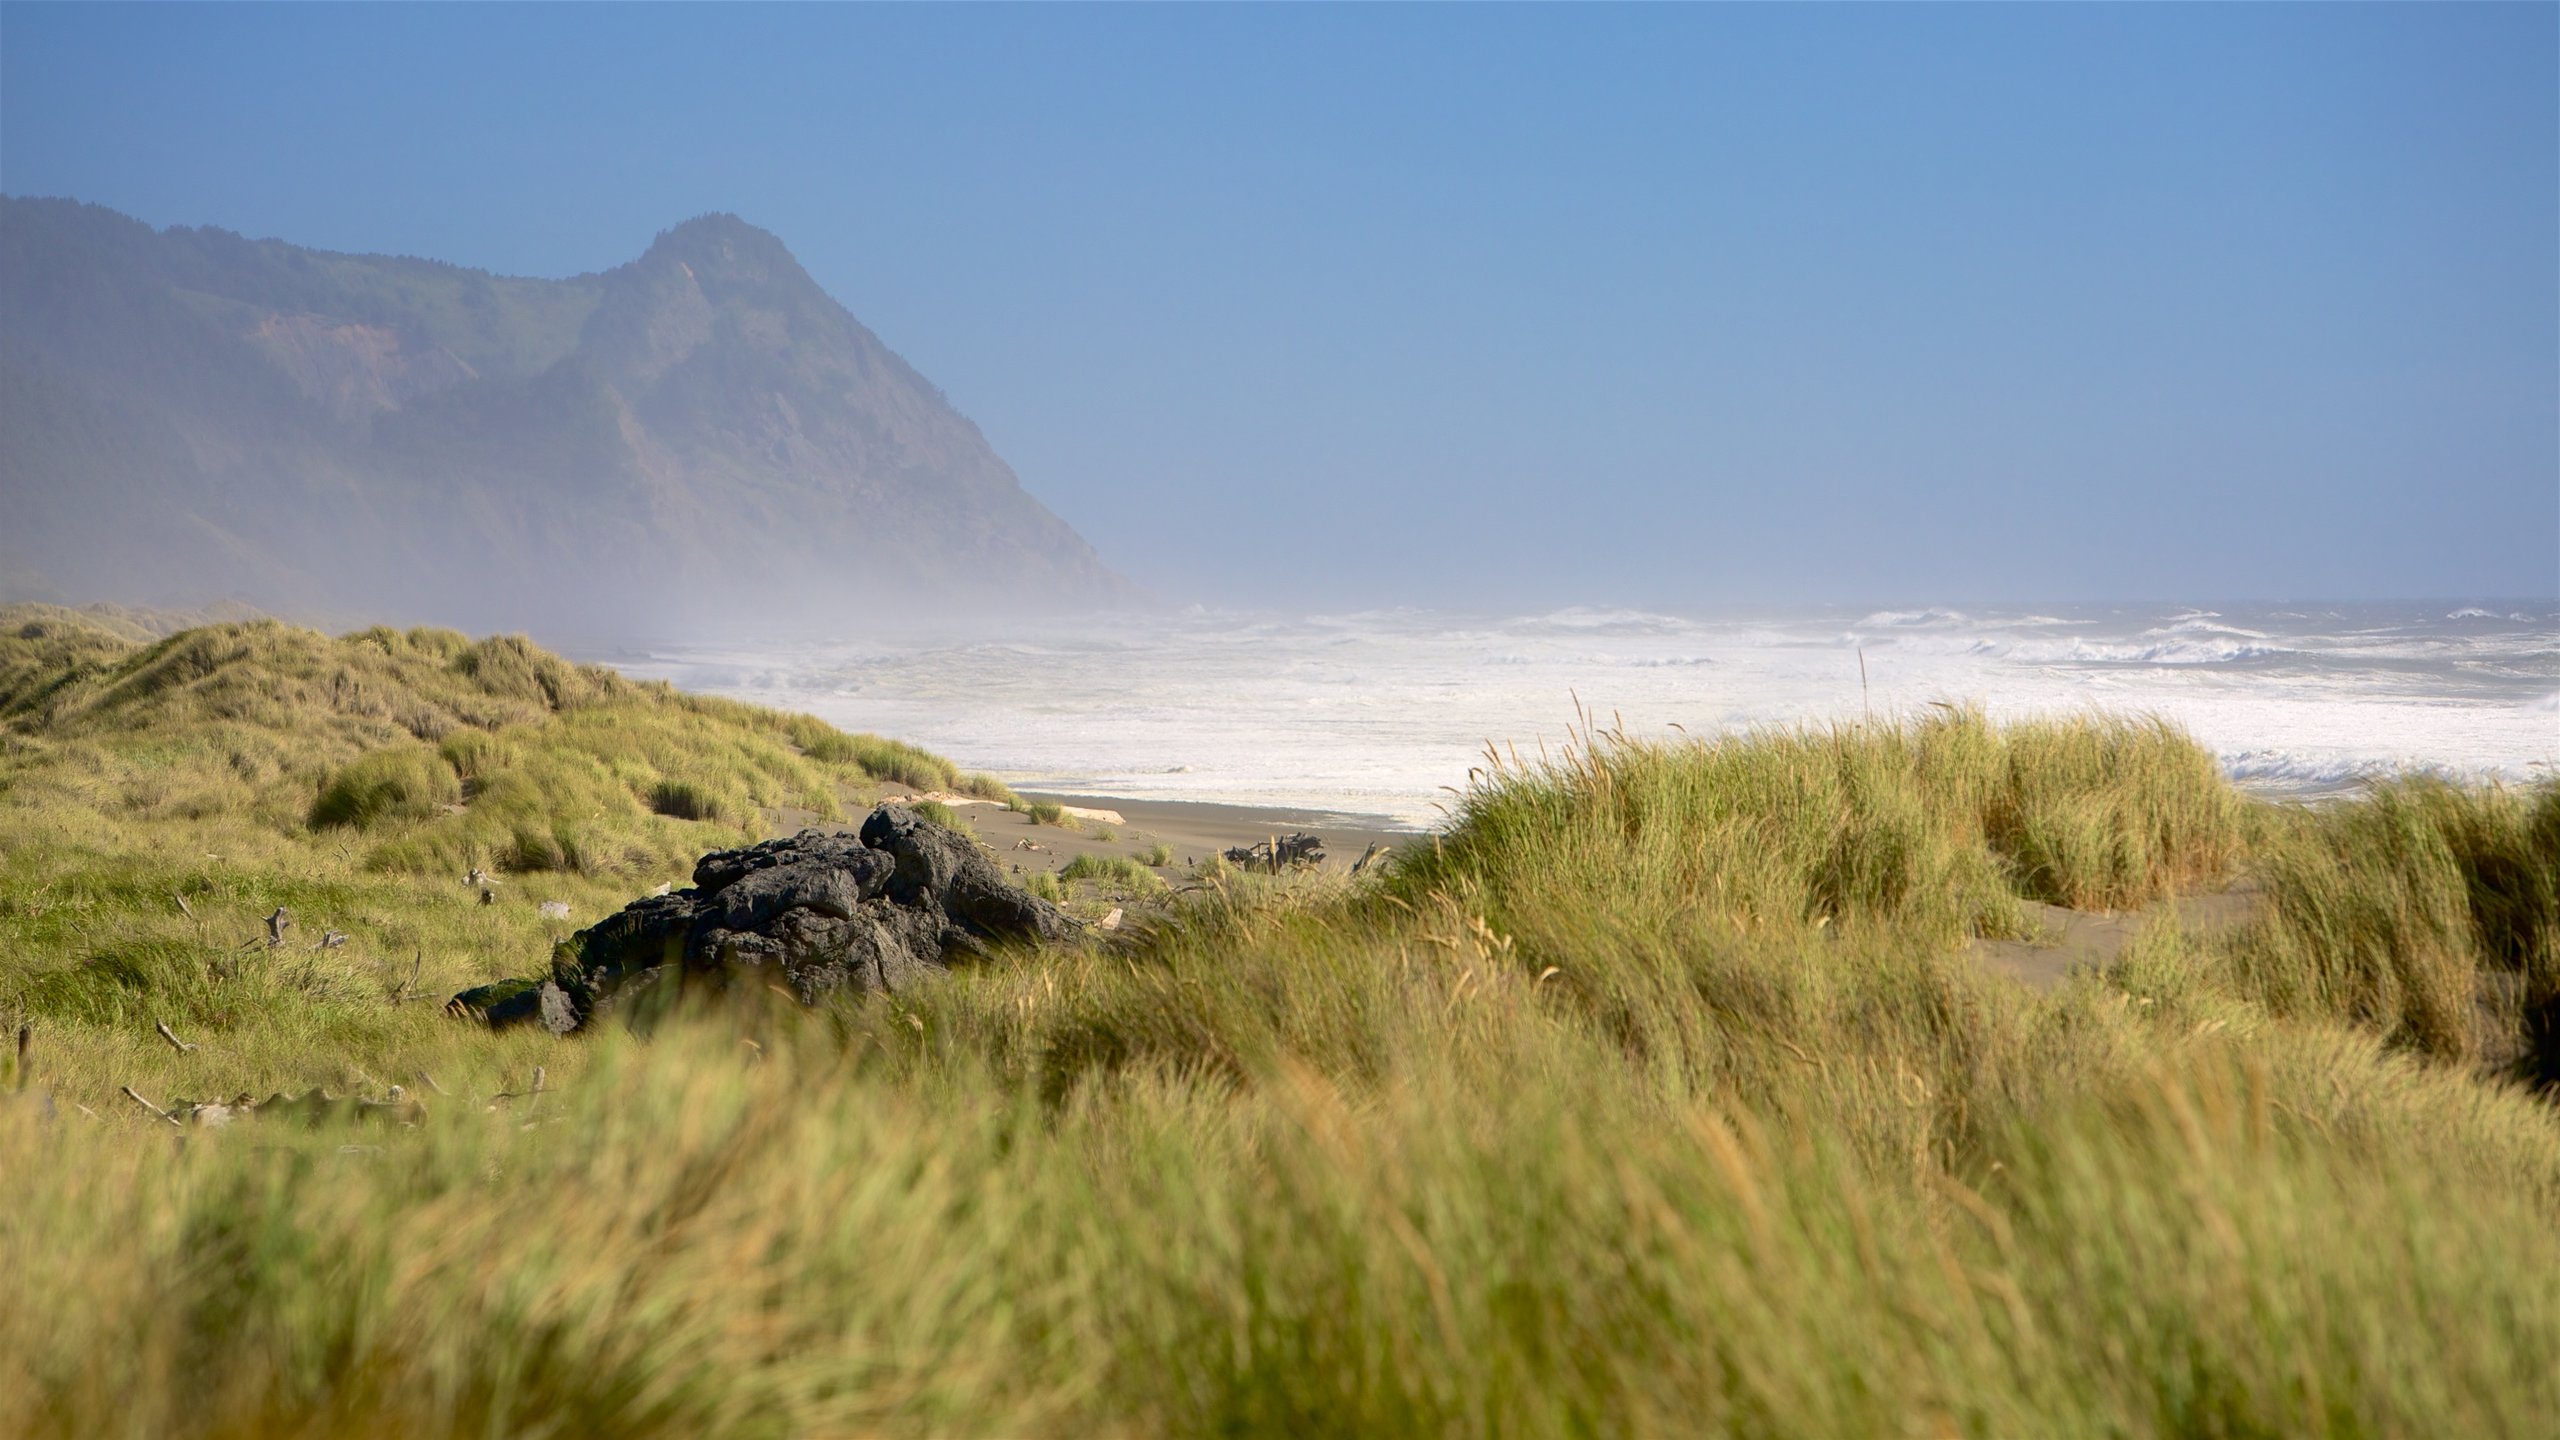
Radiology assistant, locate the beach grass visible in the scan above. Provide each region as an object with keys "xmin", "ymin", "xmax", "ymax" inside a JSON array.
[
  {"xmin": 1023, "ymin": 800, "xmax": 1080, "ymax": 830},
  {"xmin": 905, "ymin": 797, "xmax": 964, "ymax": 829},
  {"xmin": 0, "ymin": 608, "xmax": 971, "ymax": 1098},
  {"xmin": 3, "ymin": 612, "xmax": 2557, "ymax": 1437},
  {"xmin": 2213, "ymin": 775, "xmax": 2559, "ymax": 1075},
  {"xmin": 1057, "ymin": 851, "xmax": 1163, "ymax": 893}
]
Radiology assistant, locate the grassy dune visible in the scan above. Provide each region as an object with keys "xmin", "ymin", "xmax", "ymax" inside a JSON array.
[
  {"xmin": 0, "ymin": 608, "xmax": 997, "ymax": 1098},
  {"xmin": 3, "ymin": 611, "xmax": 2557, "ymax": 1437}
]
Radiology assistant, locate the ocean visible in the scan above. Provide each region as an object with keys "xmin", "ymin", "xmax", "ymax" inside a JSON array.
[{"xmin": 618, "ymin": 602, "xmax": 2559, "ymax": 830}]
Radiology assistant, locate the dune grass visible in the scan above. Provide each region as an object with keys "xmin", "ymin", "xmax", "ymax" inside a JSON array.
[
  {"xmin": 2, "ymin": 623, "xmax": 2556, "ymax": 1437},
  {"xmin": 2210, "ymin": 775, "xmax": 2560, "ymax": 1077},
  {"xmin": 309, "ymin": 742, "xmax": 463, "ymax": 829},
  {"xmin": 646, "ymin": 775, "xmax": 740, "ymax": 824},
  {"xmin": 1023, "ymin": 800, "xmax": 1080, "ymax": 830},
  {"xmin": 1057, "ymin": 852, "xmax": 1164, "ymax": 893},
  {"xmin": 906, "ymin": 797, "xmax": 964, "ymax": 828},
  {"xmin": 781, "ymin": 716, "xmax": 960, "ymax": 793},
  {"xmin": 1395, "ymin": 706, "xmax": 2244, "ymax": 962},
  {"xmin": 0, "ymin": 608, "xmax": 972, "ymax": 1098},
  {"xmin": 9, "ymin": 993, "xmax": 2555, "ymax": 1440}
]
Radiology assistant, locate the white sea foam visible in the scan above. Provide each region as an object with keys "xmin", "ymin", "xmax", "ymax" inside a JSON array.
[
  {"xmin": 620, "ymin": 602, "xmax": 2560, "ymax": 827},
  {"xmin": 2061, "ymin": 638, "xmax": 2290, "ymax": 665},
  {"xmin": 2153, "ymin": 617, "xmax": 2270, "ymax": 639},
  {"xmin": 1522, "ymin": 607, "xmax": 1692, "ymax": 634},
  {"xmin": 2218, "ymin": 751, "xmax": 2401, "ymax": 787},
  {"xmin": 1856, "ymin": 608, "xmax": 1970, "ymax": 629}
]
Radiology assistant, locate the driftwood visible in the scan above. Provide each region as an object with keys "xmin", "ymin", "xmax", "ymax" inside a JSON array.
[
  {"xmin": 490, "ymin": 1066, "xmax": 550, "ymax": 1109},
  {"xmin": 1223, "ymin": 833, "xmax": 1325, "ymax": 873},
  {"xmin": 1351, "ymin": 842, "xmax": 1390, "ymax": 877},
  {"xmin": 123, "ymin": 1083, "xmax": 426, "ymax": 1130},
  {"xmin": 154, "ymin": 1020, "xmax": 197, "ymax": 1054},
  {"xmin": 172, "ymin": 891, "xmax": 195, "ymax": 921},
  {"xmin": 388, "ymin": 951, "xmax": 425, "ymax": 1003},
  {"xmin": 121, "ymin": 1085, "xmax": 183, "ymax": 1128},
  {"xmin": 263, "ymin": 907, "xmax": 291, "ymax": 947},
  {"xmin": 14, "ymin": 1023, "xmax": 28, "ymax": 1092}
]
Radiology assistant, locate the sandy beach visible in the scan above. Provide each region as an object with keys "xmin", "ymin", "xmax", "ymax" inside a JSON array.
[{"xmin": 821, "ymin": 781, "xmax": 1420, "ymax": 884}]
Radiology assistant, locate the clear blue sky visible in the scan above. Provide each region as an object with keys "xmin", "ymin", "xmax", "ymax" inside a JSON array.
[{"xmin": 4, "ymin": 3, "xmax": 2553, "ymax": 606}]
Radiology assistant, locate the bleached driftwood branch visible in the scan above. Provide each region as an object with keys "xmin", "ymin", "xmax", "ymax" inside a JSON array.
[{"xmin": 121, "ymin": 1085, "xmax": 183, "ymax": 1128}]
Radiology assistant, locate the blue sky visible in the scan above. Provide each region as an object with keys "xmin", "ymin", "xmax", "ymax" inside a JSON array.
[{"xmin": 4, "ymin": 3, "xmax": 2553, "ymax": 606}]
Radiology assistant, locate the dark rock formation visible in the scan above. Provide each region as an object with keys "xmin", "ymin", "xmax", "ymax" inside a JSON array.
[{"xmin": 449, "ymin": 807, "xmax": 1075, "ymax": 1033}]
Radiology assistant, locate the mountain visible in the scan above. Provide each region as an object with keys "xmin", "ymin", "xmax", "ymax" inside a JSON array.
[{"xmin": 0, "ymin": 198, "xmax": 1134, "ymax": 635}]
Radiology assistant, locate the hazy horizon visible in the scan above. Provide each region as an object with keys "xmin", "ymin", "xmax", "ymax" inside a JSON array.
[{"xmin": 4, "ymin": 3, "xmax": 2555, "ymax": 619}]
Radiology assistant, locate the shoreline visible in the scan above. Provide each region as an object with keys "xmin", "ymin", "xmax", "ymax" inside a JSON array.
[
  {"xmin": 1018, "ymin": 789, "xmax": 1424, "ymax": 872},
  {"xmin": 827, "ymin": 781, "xmax": 1425, "ymax": 881}
]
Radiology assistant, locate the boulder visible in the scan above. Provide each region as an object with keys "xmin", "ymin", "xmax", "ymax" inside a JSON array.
[{"xmin": 456, "ymin": 807, "xmax": 1074, "ymax": 1033}]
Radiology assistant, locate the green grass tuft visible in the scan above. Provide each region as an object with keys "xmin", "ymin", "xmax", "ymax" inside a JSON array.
[
  {"xmin": 1058, "ymin": 854, "xmax": 1163, "ymax": 893},
  {"xmin": 1392, "ymin": 706, "xmax": 2243, "ymax": 956},
  {"xmin": 783, "ymin": 716, "xmax": 957, "ymax": 789},
  {"xmin": 1024, "ymin": 802, "xmax": 1079, "ymax": 831},
  {"xmin": 2221, "ymin": 775, "xmax": 2560, "ymax": 1076},
  {"xmin": 647, "ymin": 777, "xmax": 734, "ymax": 824},
  {"xmin": 309, "ymin": 744, "xmax": 461, "ymax": 830}
]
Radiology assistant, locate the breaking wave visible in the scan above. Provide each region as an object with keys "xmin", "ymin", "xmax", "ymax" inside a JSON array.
[
  {"xmin": 619, "ymin": 600, "xmax": 2560, "ymax": 823},
  {"xmin": 1856, "ymin": 608, "xmax": 1970, "ymax": 629}
]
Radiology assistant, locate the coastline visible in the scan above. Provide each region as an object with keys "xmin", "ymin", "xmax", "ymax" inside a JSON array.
[
  {"xmin": 1017, "ymin": 789, "xmax": 1422, "ymax": 873},
  {"xmin": 817, "ymin": 781, "xmax": 1424, "ymax": 881}
]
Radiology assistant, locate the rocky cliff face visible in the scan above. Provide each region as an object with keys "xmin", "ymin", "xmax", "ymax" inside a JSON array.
[{"xmin": 0, "ymin": 199, "xmax": 1134, "ymax": 635}]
